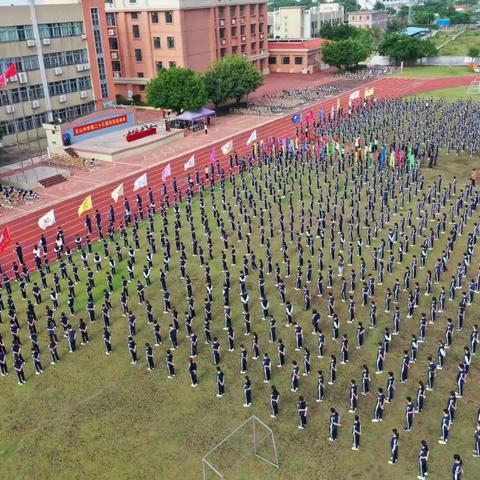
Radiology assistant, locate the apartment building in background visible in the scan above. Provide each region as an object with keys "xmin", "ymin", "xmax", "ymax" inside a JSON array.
[
  {"xmin": 347, "ymin": 10, "xmax": 388, "ymax": 32},
  {"xmin": 104, "ymin": 0, "xmax": 269, "ymax": 101},
  {"xmin": 0, "ymin": 0, "xmax": 114, "ymax": 147},
  {"xmin": 357, "ymin": 0, "xmax": 422, "ymax": 11},
  {"xmin": 269, "ymin": 4, "xmax": 344, "ymax": 40}
]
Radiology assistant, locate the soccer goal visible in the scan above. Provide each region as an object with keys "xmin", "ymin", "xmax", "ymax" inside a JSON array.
[
  {"xmin": 202, "ymin": 415, "xmax": 279, "ymax": 480},
  {"xmin": 467, "ymin": 77, "xmax": 480, "ymax": 95}
]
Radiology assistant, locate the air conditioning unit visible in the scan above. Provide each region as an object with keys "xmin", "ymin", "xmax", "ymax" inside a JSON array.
[
  {"xmin": 81, "ymin": 34, "xmax": 87, "ymax": 40},
  {"xmin": 31, "ymin": 100, "xmax": 40, "ymax": 109},
  {"xmin": 76, "ymin": 64, "xmax": 84, "ymax": 72},
  {"xmin": 18, "ymin": 72, "xmax": 28, "ymax": 84},
  {"xmin": 26, "ymin": 39, "xmax": 36, "ymax": 47},
  {"xmin": 83, "ymin": 63, "xmax": 90, "ymax": 71},
  {"xmin": 59, "ymin": 94, "xmax": 67, "ymax": 103},
  {"xmin": 54, "ymin": 67, "xmax": 63, "ymax": 75},
  {"xmin": 113, "ymin": 72, "xmax": 121, "ymax": 78},
  {"xmin": 108, "ymin": 29, "xmax": 115, "ymax": 36},
  {"xmin": 42, "ymin": 38, "xmax": 51, "ymax": 45},
  {"xmin": 6, "ymin": 105, "xmax": 15, "ymax": 114},
  {"xmin": 241, "ymin": 36, "xmax": 246, "ymax": 42},
  {"xmin": 111, "ymin": 52, "xmax": 118, "ymax": 60},
  {"xmin": 80, "ymin": 90, "xmax": 88, "ymax": 99}
]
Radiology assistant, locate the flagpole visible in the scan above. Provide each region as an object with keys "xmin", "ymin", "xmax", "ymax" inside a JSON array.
[
  {"xmin": 18, "ymin": 92, "xmax": 36, "ymax": 171},
  {"xmin": 5, "ymin": 81, "xmax": 26, "ymax": 178}
]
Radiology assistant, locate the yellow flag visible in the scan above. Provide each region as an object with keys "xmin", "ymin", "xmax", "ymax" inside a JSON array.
[
  {"xmin": 78, "ymin": 195, "xmax": 92, "ymax": 217},
  {"xmin": 336, "ymin": 96, "xmax": 340, "ymax": 110},
  {"xmin": 364, "ymin": 87, "xmax": 374, "ymax": 98}
]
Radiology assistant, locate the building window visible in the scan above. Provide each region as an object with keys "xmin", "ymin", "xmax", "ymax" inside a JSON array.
[
  {"xmin": 230, "ymin": 6, "xmax": 236, "ymax": 16},
  {"xmin": 109, "ymin": 37, "xmax": 118, "ymax": 50},
  {"xmin": 231, "ymin": 26, "xmax": 237, "ymax": 36},
  {"xmin": 169, "ymin": 61, "xmax": 176, "ymax": 68},
  {"xmin": 139, "ymin": 84, "xmax": 145, "ymax": 91},
  {"xmin": 131, "ymin": 12, "xmax": 139, "ymax": 20},
  {"xmin": 137, "ymin": 72, "xmax": 144, "ymax": 78},
  {"xmin": 90, "ymin": 7, "xmax": 109, "ymax": 99},
  {"xmin": 218, "ymin": 6, "xmax": 224, "ymax": 19},
  {"xmin": 240, "ymin": 25, "xmax": 245, "ymax": 35},
  {"xmin": 132, "ymin": 25, "xmax": 140, "ymax": 38},
  {"xmin": 250, "ymin": 24, "xmax": 256, "ymax": 34},
  {"xmin": 167, "ymin": 36, "xmax": 175, "ymax": 49},
  {"xmin": 232, "ymin": 46, "xmax": 238, "ymax": 54},
  {"xmin": 153, "ymin": 37, "xmax": 161, "ymax": 48},
  {"xmin": 106, "ymin": 13, "xmax": 116, "ymax": 27},
  {"xmin": 134, "ymin": 49, "xmax": 142, "ymax": 62},
  {"xmin": 111, "ymin": 61, "xmax": 121, "ymax": 72},
  {"xmin": 281, "ymin": 56, "xmax": 290, "ymax": 65},
  {"xmin": 151, "ymin": 12, "xmax": 159, "ymax": 23},
  {"xmin": 155, "ymin": 61, "xmax": 163, "ymax": 72},
  {"xmin": 295, "ymin": 56, "xmax": 303, "ymax": 65},
  {"xmin": 165, "ymin": 11, "xmax": 173, "ymax": 24},
  {"xmin": 268, "ymin": 56, "xmax": 276, "ymax": 64}
]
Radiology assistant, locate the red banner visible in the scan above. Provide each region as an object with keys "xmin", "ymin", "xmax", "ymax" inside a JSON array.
[{"xmin": 73, "ymin": 114, "xmax": 128, "ymax": 136}]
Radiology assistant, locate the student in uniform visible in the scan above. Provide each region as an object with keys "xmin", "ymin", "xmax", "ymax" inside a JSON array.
[
  {"xmin": 103, "ymin": 328, "xmax": 112, "ymax": 354},
  {"xmin": 216, "ymin": 366, "xmax": 225, "ymax": 397},
  {"xmin": 14, "ymin": 357, "xmax": 26, "ymax": 385},
  {"xmin": 372, "ymin": 388, "xmax": 386, "ymax": 422},
  {"xmin": 145, "ymin": 343, "xmax": 155, "ymax": 371},
  {"xmin": 212, "ymin": 337, "xmax": 221, "ymax": 365},
  {"xmin": 166, "ymin": 349, "xmax": 175, "ymax": 378},
  {"xmin": 128, "ymin": 336, "xmax": 137, "ymax": 364},
  {"xmin": 189, "ymin": 356, "xmax": 198, "ymax": 387},
  {"xmin": 352, "ymin": 415, "xmax": 361, "ymax": 450},
  {"xmin": 473, "ymin": 424, "xmax": 480, "ymax": 457},
  {"xmin": 329, "ymin": 408, "xmax": 341, "ymax": 442},
  {"xmin": 317, "ymin": 370, "xmax": 325, "ymax": 402},
  {"xmin": 297, "ymin": 396, "xmax": 308, "ymax": 429},
  {"xmin": 416, "ymin": 381, "xmax": 426, "ymax": 413},
  {"xmin": 291, "ymin": 360, "xmax": 300, "ymax": 392},
  {"xmin": 452, "ymin": 454, "xmax": 463, "ymax": 480},
  {"xmin": 270, "ymin": 385, "xmax": 280, "ymax": 418},
  {"xmin": 389, "ymin": 429, "xmax": 399, "ymax": 464},
  {"xmin": 418, "ymin": 440, "xmax": 429, "ymax": 480},
  {"xmin": 79, "ymin": 318, "xmax": 89, "ymax": 345},
  {"xmin": 362, "ymin": 364, "xmax": 371, "ymax": 395},
  {"xmin": 243, "ymin": 375, "xmax": 252, "ymax": 406},
  {"xmin": 349, "ymin": 379, "xmax": 358, "ymax": 413},
  {"xmin": 31, "ymin": 347, "xmax": 43, "ymax": 374},
  {"xmin": 405, "ymin": 396, "xmax": 415, "ymax": 431},
  {"xmin": 439, "ymin": 408, "xmax": 451, "ymax": 444}
]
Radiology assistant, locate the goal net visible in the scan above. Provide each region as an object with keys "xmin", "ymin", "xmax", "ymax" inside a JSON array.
[
  {"xmin": 202, "ymin": 415, "xmax": 279, "ymax": 480},
  {"xmin": 467, "ymin": 77, "xmax": 480, "ymax": 95}
]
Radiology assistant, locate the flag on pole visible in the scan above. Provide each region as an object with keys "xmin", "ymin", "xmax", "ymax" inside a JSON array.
[
  {"xmin": 0, "ymin": 225, "xmax": 11, "ymax": 253},
  {"xmin": 111, "ymin": 183, "xmax": 124, "ymax": 202},
  {"xmin": 4, "ymin": 63, "xmax": 17, "ymax": 79},
  {"xmin": 161, "ymin": 164, "xmax": 171, "ymax": 182},
  {"xmin": 291, "ymin": 113, "xmax": 301, "ymax": 124},
  {"xmin": 349, "ymin": 90, "xmax": 360, "ymax": 101},
  {"xmin": 246, "ymin": 130, "xmax": 257, "ymax": 146},
  {"xmin": 38, "ymin": 209, "xmax": 56, "ymax": 230},
  {"xmin": 209, "ymin": 148, "xmax": 216, "ymax": 164},
  {"xmin": 134, "ymin": 172, "xmax": 148, "ymax": 191},
  {"xmin": 221, "ymin": 140, "xmax": 233, "ymax": 155},
  {"xmin": 305, "ymin": 111, "xmax": 314, "ymax": 123},
  {"xmin": 364, "ymin": 87, "xmax": 374, "ymax": 98},
  {"xmin": 78, "ymin": 195, "xmax": 92, "ymax": 217},
  {"xmin": 184, "ymin": 155, "xmax": 195, "ymax": 170},
  {"xmin": 336, "ymin": 97, "xmax": 340, "ymax": 111}
]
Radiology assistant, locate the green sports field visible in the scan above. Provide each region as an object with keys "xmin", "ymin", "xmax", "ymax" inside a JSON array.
[{"xmin": 1, "ymin": 123, "xmax": 479, "ymax": 479}]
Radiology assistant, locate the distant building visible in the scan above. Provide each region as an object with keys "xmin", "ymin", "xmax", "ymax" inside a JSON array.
[
  {"xmin": 0, "ymin": 0, "xmax": 114, "ymax": 147},
  {"xmin": 268, "ymin": 39, "xmax": 326, "ymax": 74},
  {"xmin": 270, "ymin": 4, "xmax": 344, "ymax": 40},
  {"xmin": 402, "ymin": 27, "xmax": 430, "ymax": 37},
  {"xmin": 105, "ymin": 0, "xmax": 269, "ymax": 101},
  {"xmin": 357, "ymin": 0, "xmax": 422, "ymax": 11},
  {"xmin": 347, "ymin": 10, "xmax": 388, "ymax": 32}
]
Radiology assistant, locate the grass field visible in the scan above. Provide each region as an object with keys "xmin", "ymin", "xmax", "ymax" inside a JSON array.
[
  {"xmin": 409, "ymin": 85, "xmax": 480, "ymax": 100},
  {"xmin": 0, "ymin": 123, "xmax": 479, "ymax": 478},
  {"xmin": 435, "ymin": 30, "xmax": 480, "ymax": 56},
  {"xmin": 394, "ymin": 66, "xmax": 476, "ymax": 78}
]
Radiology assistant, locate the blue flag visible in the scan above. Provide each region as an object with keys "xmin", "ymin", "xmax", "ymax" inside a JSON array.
[{"xmin": 292, "ymin": 113, "xmax": 301, "ymax": 124}]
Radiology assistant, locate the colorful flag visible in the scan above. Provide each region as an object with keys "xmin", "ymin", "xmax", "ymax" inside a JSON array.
[
  {"xmin": 209, "ymin": 148, "xmax": 216, "ymax": 164},
  {"xmin": 305, "ymin": 111, "xmax": 314, "ymax": 122},
  {"xmin": 111, "ymin": 183, "xmax": 124, "ymax": 202},
  {"xmin": 38, "ymin": 209, "xmax": 56, "ymax": 230},
  {"xmin": 184, "ymin": 155, "xmax": 195, "ymax": 170},
  {"xmin": 4, "ymin": 63, "xmax": 17, "ymax": 79},
  {"xmin": 291, "ymin": 113, "xmax": 301, "ymax": 124},
  {"xmin": 336, "ymin": 97, "xmax": 340, "ymax": 110},
  {"xmin": 221, "ymin": 140, "xmax": 233, "ymax": 155},
  {"xmin": 349, "ymin": 90, "xmax": 360, "ymax": 101},
  {"xmin": 0, "ymin": 74, "xmax": 5, "ymax": 89},
  {"xmin": 77, "ymin": 195, "xmax": 92, "ymax": 217},
  {"xmin": 161, "ymin": 164, "xmax": 171, "ymax": 182},
  {"xmin": 364, "ymin": 87, "xmax": 374, "ymax": 98},
  {"xmin": 134, "ymin": 172, "xmax": 148, "ymax": 191},
  {"xmin": 0, "ymin": 226, "xmax": 11, "ymax": 253},
  {"xmin": 246, "ymin": 130, "xmax": 257, "ymax": 146}
]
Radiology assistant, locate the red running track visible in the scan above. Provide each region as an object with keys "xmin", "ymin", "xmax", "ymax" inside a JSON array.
[{"xmin": 0, "ymin": 76, "xmax": 471, "ymax": 270}]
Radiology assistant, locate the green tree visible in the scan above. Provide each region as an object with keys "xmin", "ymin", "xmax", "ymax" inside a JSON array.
[
  {"xmin": 320, "ymin": 24, "xmax": 360, "ymax": 41},
  {"xmin": 203, "ymin": 62, "xmax": 233, "ymax": 108},
  {"xmin": 379, "ymin": 34, "xmax": 437, "ymax": 65},
  {"xmin": 213, "ymin": 55, "xmax": 263, "ymax": 104},
  {"xmin": 145, "ymin": 67, "xmax": 207, "ymax": 113},
  {"xmin": 322, "ymin": 39, "xmax": 373, "ymax": 70},
  {"xmin": 468, "ymin": 46, "xmax": 480, "ymax": 59},
  {"xmin": 374, "ymin": 1, "xmax": 385, "ymax": 10}
]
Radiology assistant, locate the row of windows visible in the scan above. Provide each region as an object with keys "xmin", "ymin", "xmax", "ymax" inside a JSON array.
[
  {"xmin": 90, "ymin": 7, "xmax": 109, "ymax": 100},
  {"xmin": 48, "ymin": 76, "xmax": 91, "ymax": 96},
  {"xmin": 218, "ymin": 4, "xmax": 263, "ymax": 18},
  {"xmin": 0, "ymin": 50, "xmax": 88, "ymax": 73},
  {"xmin": 268, "ymin": 56, "xmax": 304, "ymax": 65},
  {"xmin": 0, "ymin": 21, "xmax": 83, "ymax": 43},
  {"xmin": 152, "ymin": 36, "xmax": 175, "ymax": 49},
  {"xmin": 130, "ymin": 11, "xmax": 173, "ymax": 23},
  {"xmin": 0, "ymin": 102, "xmax": 95, "ymax": 135}
]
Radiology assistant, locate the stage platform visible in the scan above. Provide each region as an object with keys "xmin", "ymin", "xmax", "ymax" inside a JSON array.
[{"xmin": 72, "ymin": 125, "xmax": 184, "ymax": 162}]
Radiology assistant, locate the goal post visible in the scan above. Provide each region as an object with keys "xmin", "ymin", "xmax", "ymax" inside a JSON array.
[
  {"xmin": 467, "ymin": 77, "xmax": 480, "ymax": 95},
  {"xmin": 202, "ymin": 415, "xmax": 279, "ymax": 480}
]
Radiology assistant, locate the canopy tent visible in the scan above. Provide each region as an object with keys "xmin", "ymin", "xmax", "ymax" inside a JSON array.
[{"xmin": 175, "ymin": 108, "xmax": 215, "ymax": 122}]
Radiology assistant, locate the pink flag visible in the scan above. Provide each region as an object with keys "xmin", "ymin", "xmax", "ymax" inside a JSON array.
[
  {"xmin": 161, "ymin": 163, "xmax": 171, "ymax": 182},
  {"xmin": 209, "ymin": 148, "xmax": 216, "ymax": 164},
  {"xmin": 0, "ymin": 74, "xmax": 6, "ymax": 89}
]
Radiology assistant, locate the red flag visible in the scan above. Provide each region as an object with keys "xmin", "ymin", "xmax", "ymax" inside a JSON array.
[
  {"xmin": 0, "ymin": 226, "xmax": 12, "ymax": 253},
  {"xmin": 209, "ymin": 148, "xmax": 216, "ymax": 164},
  {"xmin": 0, "ymin": 74, "xmax": 5, "ymax": 89},
  {"xmin": 4, "ymin": 63, "xmax": 17, "ymax": 79},
  {"xmin": 306, "ymin": 110, "xmax": 313, "ymax": 123}
]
